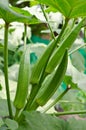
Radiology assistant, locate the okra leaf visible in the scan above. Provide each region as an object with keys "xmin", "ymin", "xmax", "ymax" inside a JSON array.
[
  {"xmin": 16, "ymin": 111, "xmax": 67, "ymax": 130},
  {"xmin": 67, "ymin": 0, "xmax": 86, "ymax": 18},
  {"xmin": 37, "ymin": 0, "xmax": 86, "ymax": 18},
  {"xmin": 4, "ymin": 118, "xmax": 18, "ymax": 130},
  {"xmin": 67, "ymin": 118, "xmax": 86, "ymax": 130},
  {"xmin": 36, "ymin": 0, "xmax": 71, "ymax": 17},
  {"xmin": 70, "ymin": 3, "xmax": 86, "ymax": 18},
  {"xmin": 0, "ymin": 99, "xmax": 15, "ymax": 117},
  {"xmin": 0, "ymin": 0, "xmax": 39, "ymax": 24},
  {"xmin": 11, "ymin": 7, "xmax": 40, "ymax": 24}
]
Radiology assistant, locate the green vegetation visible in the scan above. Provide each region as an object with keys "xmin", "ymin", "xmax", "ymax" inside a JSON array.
[{"xmin": 0, "ymin": 0, "xmax": 86, "ymax": 129}]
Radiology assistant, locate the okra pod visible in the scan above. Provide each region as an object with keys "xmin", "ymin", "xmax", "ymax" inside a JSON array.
[
  {"xmin": 36, "ymin": 49, "xmax": 68, "ymax": 106},
  {"xmin": 30, "ymin": 36, "xmax": 60, "ymax": 85},
  {"xmin": 45, "ymin": 19, "xmax": 84, "ymax": 74},
  {"xmin": 14, "ymin": 48, "xmax": 30, "ymax": 110}
]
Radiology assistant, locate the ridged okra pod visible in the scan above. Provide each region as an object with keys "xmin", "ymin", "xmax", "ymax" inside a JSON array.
[
  {"xmin": 45, "ymin": 19, "xmax": 84, "ymax": 74},
  {"xmin": 36, "ymin": 49, "xmax": 68, "ymax": 106},
  {"xmin": 30, "ymin": 37, "xmax": 60, "ymax": 84},
  {"xmin": 14, "ymin": 48, "xmax": 30, "ymax": 110}
]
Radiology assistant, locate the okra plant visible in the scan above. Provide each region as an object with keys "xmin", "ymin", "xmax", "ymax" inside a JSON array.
[{"xmin": 0, "ymin": 0, "xmax": 86, "ymax": 130}]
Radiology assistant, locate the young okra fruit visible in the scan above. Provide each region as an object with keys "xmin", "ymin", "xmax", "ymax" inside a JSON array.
[
  {"xmin": 14, "ymin": 48, "xmax": 30, "ymax": 110},
  {"xmin": 36, "ymin": 49, "xmax": 68, "ymax": 106},
  {"xmin": 45, "ymin": 18, "xmax": 84, "ymax": 74},
  {"xmin": 30, "ymin": 36, "xmax": 60, "ymax": 85}
]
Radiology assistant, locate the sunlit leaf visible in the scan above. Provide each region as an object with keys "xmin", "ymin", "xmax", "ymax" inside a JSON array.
[
  {"xmin": 36, "ymin": 0, "xmax": 71, "ymax": 17},
  {"xmin": 0, "ymin": 0, "xmax": 40, "ymax": 24},
  {"xmin": 36, "ymin": 0, "xmax": 86, "ymax": 18}
]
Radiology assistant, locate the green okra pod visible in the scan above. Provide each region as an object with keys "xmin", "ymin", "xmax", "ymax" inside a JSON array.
[
  {"xmin": 14, "ymin": 48, "xmax": 30, "ymax": 110},
  {"xmin": 30, "ymin": 38, "xmax": 58, "ymax": 85},
  {"xmin": 45, "ymin": 18, "xmax": 85, "ymax": 74},
  {"xmin": 36, "ymin": 49, "xmax": 68, "ymax": 106}
]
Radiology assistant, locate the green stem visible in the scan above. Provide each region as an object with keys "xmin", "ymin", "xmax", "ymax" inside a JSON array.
[
  {"xmin": 57, "ymin": 17, "xmax": 69, "ymax": 44},
  {"xmin": 43, "ymin": 86, "xmax": 70, "ymax": 113},
  {"xmin": 24, "ymin": 84, "xmax": 38, "ymax": 110},
  {"xmin": 84, "ymin": 27, "xmax": 86, "ymax": 42},
  {"xmin": 40, "ymin": 4, "xmax": 55, "ymax": 40},
  {"xmin": 14, "ymin": 108, "xmax": 20, "ymax": 121},
  {"xmin": 4, "ymin": 22, "xmax": 13, "ymax": 119},
  {"xmin": 53, "ymin": 110, "xmax": 86, "ymax": 116},
  {"xmin": 24, "ymin": 24, "xmax": 27, "ymax": 50}
]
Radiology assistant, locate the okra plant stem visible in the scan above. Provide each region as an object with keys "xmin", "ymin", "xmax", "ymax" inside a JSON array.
[
  {"xmin": 40, "ymin": 4, "xmax": 55, "ymax": 40},
  {"xmin": 4, "ymin": 22, "xmax": 13, "ymax": 119},
  {"xmin": 24, "ymin": 24, "xmax": 27, "ymax": 50},
  {"xmin": 84, "ymin": 27, "xmax": 86, "ymax": 42},
  {"xmin": 57, "ymin": 17, "xmax": 69, "ymax": 44},
  {"xmin": 53, "ymin": 110, "xmax": 86, "ymax": 116}
]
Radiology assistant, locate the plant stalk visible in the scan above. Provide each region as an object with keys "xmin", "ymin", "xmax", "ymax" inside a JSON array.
[
  {"xmin": 53, "ymin": 110, "xmax": 86, "ymax": 116},
  {"xmin": 24, "ymin": 24, "xmax": 27, "ymax": 50},
  {"xmin": 84, "ymin": 27, "xmax": 86, "ymax": 42},
  {"xmin": 40, "ymin": 4, "xmax": 55, "ymax": 40},
  {"xmin": 4, "ymin": 22, "xmax": 13, "ymax": 119}
]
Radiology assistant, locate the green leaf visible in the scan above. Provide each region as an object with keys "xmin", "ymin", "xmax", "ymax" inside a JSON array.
[
  {"xmin": 0, "ymin": 99, "xmax": 15, "ymax": 117},
  {"xmin": 67, "ymin": 57, "xmax": 86, "ymax": 91},
  {"xmin": 0, "ymin": 99, "xmax": 9, "ymax": 117},
  {"xmin": 0, "ymin": 118, "xmax": 4, "ymax": 127},
  {"xmin": 63, "ymin": 75, "xmax": 78, "ymax": 89},
  {"xmin": 67, "ymin": 0, "xmax": 86, "ymax": 7},
  {"xmin": 4, "ymin": 118, "xmax": 18, "ymax": 130},
  {"xmin": 69, "ymin": 2, "xmax": 86, "ymax": 18},
  {"xmin": 0, "ymin": 125, "xmax": 8, "ymax": 130},
  {"xmin": 11, "ymin": 6, "xmax": 40, "ymax": 24},
  {"xmin": 16, "ymin": 111, "xmax": 67, "ymax": 130},
  {"xmin": 37, "ymin": 0, "xmax": 71, "ymax": 17},
  {"xmin": 68, "ymin": 118, "xmax": 86, "ymax": 130},
  {"xmin": 0, "ymin": 0, "xmax": 39, "ymax": 24},
  {"xmin": 71, "ymin": 51, "xmax": 85, "ymax": 72},
  {"xmin": 58, "ymin": 88, "xmax": 86, "ymax": 112},
  {"xmin": 37, "ymin": 0, "xmax": 86, "ymax": 18}
]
